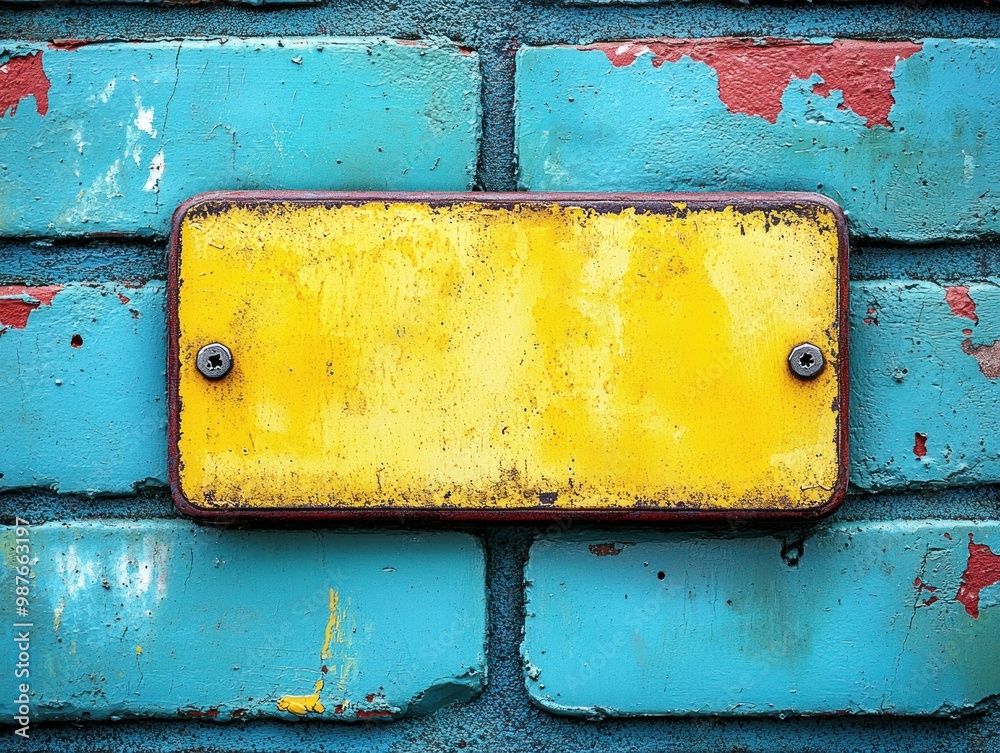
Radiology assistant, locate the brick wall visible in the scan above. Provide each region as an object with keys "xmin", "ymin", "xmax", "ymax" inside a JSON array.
[{"xmin": 1, "ymin": 2, "xmax": 1000, "ymax": 752}]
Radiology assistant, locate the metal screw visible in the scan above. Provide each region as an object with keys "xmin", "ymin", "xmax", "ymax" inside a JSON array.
[
  {"xmin": 196, "ymin": 343, "xmax": 234, "ymax": 380},
  {"xmin": 788, "ymin": 343, "xmax": 824, "ymax": 379}
]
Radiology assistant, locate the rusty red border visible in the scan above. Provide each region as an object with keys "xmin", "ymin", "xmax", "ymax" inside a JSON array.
[{"xmin": 168, "ymin": 191, "xmax": 849, "ymax": 524}]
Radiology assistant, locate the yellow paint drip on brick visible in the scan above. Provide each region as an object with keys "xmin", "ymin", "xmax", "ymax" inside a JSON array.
[
  {"xmin": 177, "ymin": 200, "xmax": 843, "ymax": 512},
  {"xmin": 277, "ymin": 589, "xmax": 343, "ymax": 716}
]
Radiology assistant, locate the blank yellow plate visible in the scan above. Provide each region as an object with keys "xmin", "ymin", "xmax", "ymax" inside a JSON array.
[{"xmin": 169, "ymin": 192, "xmax": 848, "ymax": 520}]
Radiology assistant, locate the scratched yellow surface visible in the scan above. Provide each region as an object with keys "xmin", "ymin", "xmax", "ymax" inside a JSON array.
[{"xmin": 176, "ymin": 200, "xmax": 843, "ymax": 513}]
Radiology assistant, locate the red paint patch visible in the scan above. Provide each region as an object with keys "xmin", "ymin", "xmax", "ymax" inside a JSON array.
[
  {"xmin": 181, "ymin": 708, "xmax": 220, "ymax": 718},
  {"xmin": 356, "ymin": 709, "xmax": 393, "ymax": 719},
  {"xmin": 945, "ymin": 533, "xmax": 953, "ymax": 540},
  {"xmin": 0, "ymin": 285, "xmax": 63, "ymax": 329},
  {"xmin": 588, "ymin": 542, "xmax": 624, "ymax": 557},
  {"xmin": 581, "ymin": 38, "xmax": 921, "ymax": 127},
  {"xmin": 48, "ymin": 39, "xmax": 95, "ymax": 51},
  {"xmin": 961, "ymin": 339, "xmax": 1000, "ymax": 379},
  {"xmin": 71, "ymin": 334, "xmax": 83, "ymax": 348},
  {"xmin": 0, "ymin": 52, "xmax": 50, "ymax": 118},
  {"xmin": 913, "ymin": 432, "xmax": 928, "ymax": 459},
  {"xmin": 955, "ymin": 534, "xmax": 1000, "ymax": 618},
  {"xmin": 117, "ymin": 293, "xmax": 131, "ymax": 305},
  {"xmin": 863, "ymin": 306, "xmax": 880, "ymax": 326},
  {"xmin": 944, "ymin": 286, "xmax": 979, "ymax": 324}
]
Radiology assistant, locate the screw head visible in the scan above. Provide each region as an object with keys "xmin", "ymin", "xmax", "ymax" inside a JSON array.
[
  {"xmin": 196, "ymin": 343, "xmax": 234, "ymax": 380},
  {"xmin": 788, "ymin": 343, "xmax": 824, "ymax": 379}
]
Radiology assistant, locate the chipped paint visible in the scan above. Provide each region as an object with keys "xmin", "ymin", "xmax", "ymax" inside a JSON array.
[
  {"xmin": 0, "ymin": 51, "xmax": 49, "ymax": 117},
  {"xmin": 0, "ymin": 283, "xmax": 167, "ymax": 494},
  {"xmin": 961, "ymin": 339, "xmax": 1000, "ymax": 379},
  {"xmin": 580, "ymin": 38, "xmax": 920, "ymax": 127},
  {"xmin": 945, "ymin": 286, "xmax": 979, "ymax": 324},
  {"xmin": 588, "ymin": 543, "xmax": 625, "ymax": 557},
  {"xmin": 955, "ymin": 535, "xmax": 1000, "ymax": 618},
  {"xmin": 524, "ymin": 522, "xmax": 1000, "ymax": 716},
  {"xmin": 0, "ymin": 284, "xmax": 63, "ymax": 330},
  {"xmin": 516, "ymin": 39, "xmax": 1000, "ymax": 242},
  {"xmin": 173, "ymin": 196, "xmax": 845, "ymax": 517},
  {"xmin": 0, "ymin": 38, "xmax": 481, "ymax": 237},
  {"xmin": 850, "ymin": 280, "xmax": 1000, "ymax": 490}
]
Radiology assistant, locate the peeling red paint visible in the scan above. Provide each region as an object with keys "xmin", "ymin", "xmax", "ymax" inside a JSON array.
[
  {"xmin": 181, "ymin": 708, "xmax": 220, "ymax": 718},
  {"xmin": 589, "ymin": 542, "xmax": 624, "ymax": 557},
  {"xmin": 945, "ymin": 532, "xmax": 953, "ymax": 540},
  {"xmin": 913, "ymin": 433, "xmax": 928, "ymax": 459},
  {"xmin": 955, "ymin": 534, "xmax": 1000, "ymax": 618},
  {"xmin": 923, "ymin": 595, "xmax": 939, "ymax": 606},
  {"xmin": 863, "ymin": 306, "xmax": 879, "ymax": 326},
  {"xmin": 356, "ymin": 709, "xmax": 393, "ymax": 719},
  {"xmin": 961, "ymin": 339, "xmax": 1000, "ymax": 379},
  {"xmin": 48, "ymin": 39, "xmax": 96, "ymax": 51},
  {"xmin": 0, "ymin": 52, "xmax": 51, "ymax": 118},
  {"xmin": 945, "ymin": 286, "xmax": 979, "ymax": 324},
  {"xmin": 580, "ymin": 38, "xmax": 921, "ymax": 127},
  {"xmin": 118, "ymin": 293, "xmax": 132, "ymax": 305},
  {"xmin": 0, "ymin": 285, "xmax": 63, "ymax": 329}
]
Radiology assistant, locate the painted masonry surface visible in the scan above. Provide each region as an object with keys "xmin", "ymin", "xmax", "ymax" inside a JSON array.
[{"xmin": 1, "ymin": 6, "xmax": 1000, "ymax": 753}]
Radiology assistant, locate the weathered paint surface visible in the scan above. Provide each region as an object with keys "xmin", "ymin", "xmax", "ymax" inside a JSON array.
[
  {"xmin": 4, "ymin": 277, "xmax": 998, "ymax": 497},
  {"xmin": 0, "ymin": 39, "xmax": 480, "ymax": 237},
  {"xmin": 0, "ymin": 521, "xmax": 486, "ymax": 721},
  {"xmin": 0, "ymin": 283, "xmax": 167, "ymax": 494},
  {"xmin": 850, "ymin": 280, "xmax": 1000, "ymax": 490},
  {"xmin": 515, "ymin": 39, "xmax": 1000, "ymax": 242},
  {"xmin": 174, "ymin": 196, "xmax": 843, "ymax": 516},
  {"xmin": 523, "ymin": 522, "xmax": 1000, "ymax": 717}
]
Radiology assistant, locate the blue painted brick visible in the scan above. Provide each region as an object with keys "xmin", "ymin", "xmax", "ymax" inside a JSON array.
[
  {"xmin": 523, "ymin": 522, "xmax": 1000, "ymax": 717},
  {"xmin": 515, "ymin": 39, "xmax": 1000, "ymax": 242},
  {"xmin": 0, "ymin": 38, "xmax": 481, "ymax": 237},
  {"xmin": 0, "ymin": 521, "xmax": 487, "ymax": 721}
]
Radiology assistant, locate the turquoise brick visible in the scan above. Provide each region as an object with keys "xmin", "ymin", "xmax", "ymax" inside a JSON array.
[
  {"xmin": 523, "ymin": 522, "xmax": 1000, "ymax": 717},
  {"xmin": 851, "ymin": 281, "xmax": 1000, "ymax": 490},
  {"xmin": 515, "ymin": 39, "xmax": 1000, "ymax": 242},
  {"xmin": 0, "ymin": 283, "xmax": 167, "ymax": 494},
  {"xmin": 0, "ymin": 38, "xmax": 481, "ymax": 237},
  {"xmin": 0, "ymin": 521, "xmax": 486, "ymax": 721}
]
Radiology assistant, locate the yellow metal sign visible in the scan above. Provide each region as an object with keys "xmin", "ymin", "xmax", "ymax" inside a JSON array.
[{"xmin": 169, "ymin": 193, "xmax": 848, "ymax": 520}]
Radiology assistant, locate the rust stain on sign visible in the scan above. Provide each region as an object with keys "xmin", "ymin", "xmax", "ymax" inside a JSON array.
[{"xmin": 169, "ymin": 192, "xmax": 848, "ymax": 521}]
